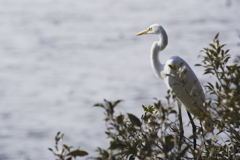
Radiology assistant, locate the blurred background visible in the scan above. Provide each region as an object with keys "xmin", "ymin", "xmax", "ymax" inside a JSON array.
[{"xmin": 0, "ymin": 0, "xmax": 239, "ymax": 159}]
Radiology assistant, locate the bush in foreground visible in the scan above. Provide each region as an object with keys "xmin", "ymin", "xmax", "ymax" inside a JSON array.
[{"xmin": 49, "ymin": 34, "xmax": 240, "ymax": 160}]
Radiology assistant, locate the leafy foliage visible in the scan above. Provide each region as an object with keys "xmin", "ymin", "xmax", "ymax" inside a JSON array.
[
  {"xmin": 49, "ymin": 132, "xmax": 88, "ymax": 160},
  {"xmin": 49, "ymin": 34, "xmax": 240, "ymax": 160},
  {"xmin": 94, "ymin": 98, "xmax": 199, "ymax": 160},
  {"xmin": 196, "ymin": 33, "xmax": 240, "ymax": 159}
]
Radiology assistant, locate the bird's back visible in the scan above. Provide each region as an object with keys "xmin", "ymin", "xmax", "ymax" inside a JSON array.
[{"xmin": 163, "ymin": 56, "xmax": 205, "ymax": 117}]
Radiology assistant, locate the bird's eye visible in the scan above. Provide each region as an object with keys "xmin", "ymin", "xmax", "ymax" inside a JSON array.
[{"xmin": 148, "ymin": 28, "xmax": 152, "ymax": 31}]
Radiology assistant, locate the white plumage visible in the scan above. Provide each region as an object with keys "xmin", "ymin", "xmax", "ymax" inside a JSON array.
[{"xmin": 136, "ymin": 24, "xmax": 211, "ymax": 130}]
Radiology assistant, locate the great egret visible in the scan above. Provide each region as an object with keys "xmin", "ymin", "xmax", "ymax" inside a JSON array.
[{"xmin": 136, "ymin": 24, "xmax": 212, "ymax": 133}]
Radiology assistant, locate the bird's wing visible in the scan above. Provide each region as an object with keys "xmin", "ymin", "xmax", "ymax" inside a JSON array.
[{"xmin": 163, "ymin": 56, "xmax": 205, "ymax": 117}]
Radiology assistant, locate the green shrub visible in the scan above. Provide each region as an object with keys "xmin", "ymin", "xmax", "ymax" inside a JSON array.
[{"xmin": 49, "ymin": 34, "xmax": 240, "ymax": 160}]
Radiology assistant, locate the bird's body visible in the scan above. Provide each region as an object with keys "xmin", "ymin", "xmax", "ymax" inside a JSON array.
[
  {"xmin": 162, "ymin": 55, "xmax": 205, "ymax": 116},
  {"xmin": 136, "ymin": 24, "xmax": 210, "ymax": 127}
]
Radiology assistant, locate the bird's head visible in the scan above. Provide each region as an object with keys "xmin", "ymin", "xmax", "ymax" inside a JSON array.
[{"xmin": 136, "ymin": 24, "xmax": 163, "ymax": 36}]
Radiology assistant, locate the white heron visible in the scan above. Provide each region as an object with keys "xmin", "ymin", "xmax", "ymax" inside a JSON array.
[{"xmin": 136, "ymin": 24, "xmax": 212, "ymax": 137}]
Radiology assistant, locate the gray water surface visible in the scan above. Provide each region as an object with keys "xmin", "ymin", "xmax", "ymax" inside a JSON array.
[{"xmin": 0, "ymin": 0, "xmax": 239, "ymax": 159}]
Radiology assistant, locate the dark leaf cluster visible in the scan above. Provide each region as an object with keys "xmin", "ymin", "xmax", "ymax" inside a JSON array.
[
  {"xmin": 196, "ymin": 33, "xmax": 240, "ymax": 159},
  {"xmin": 49, "ymin": 132, "xmax": 88, "ymax": 160}
]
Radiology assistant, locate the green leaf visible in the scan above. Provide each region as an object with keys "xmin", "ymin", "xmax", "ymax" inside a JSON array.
[
  {"xmin": 220, "ymin": 44, "xmax": 226, "ymax": 49},
  {"xmin": 116, "ymin": 114, "xmax": 125, "ymax": 124},
  {"xmin": 216, "ymin": 39, "xmax": 219, "ymax": 47},
  {"xmin": 97, "ymin": 147, "xmax": 109, "ymax": 158},
  {"xmin": 195, "ymin": 64, "xmax": 202, "ymax": 66},
  {"xmin": 63, "ymin": 144, "xmax": 72, "ymax": 152},
  {"xmin": 109, "ymin": 141, "xmax": 126, "ymax": 149},
  {"xmin": 142, "ymin": 105, "xmax": 155, "ymax": 113},
  {"xmin": 127, "ymin": 113, "xmax": 141, "ymax": 127},
  {"xmin": 207, "ymin": 82, "xmax": 214, "ymax": 90},
  {"xmin": 209, "ymin": 49, "xmax": 217, "ymax": 56},
  {"xmin": 170, "ymin": 110, "xmax": 177, "ymax": 114},
  {"xmin": 67, "ymin": 149, "xmax": 88, "ymax": 158},
  {"xmin": 56, "ymin": 131, "xmax": 61, "ymax": 137},
  {"xmin": 209, "ymin": 43, "xmax": 216, "ymax": 49},
  {"xmin": 164, "ymin": 135, "xmax": 174, "ymax": 152},
  {"xmin": 214, "ymin": 33, "xmax": 219, "ymax": 40},
  {"xmin": 179, "ymin": 62, "xmax": 184, "ymax": 68},
  {"xmin": 55, "ymin": 132, "xmax": 63, "ymax": 142},
  {"xmin": 223, "ymin": 56, "xmax": 231, "ymax": 64},
  {"xmin": 113, "ymin": 100, "xmax": 122, "ymax": 107},
  {"xmin": 168, "ymin": 64, "xmax": 176, "ymax": 70},
  {"xmin": 94, "ymin": 103, "xmax": 104, "ymax": 108},
  {"xmin": 142, "ymin": 105, "xmax": 148, "ymax": 112},
  {"xmin": 165, "ymin": 73, "xmax": 174, "ymax": 77}
]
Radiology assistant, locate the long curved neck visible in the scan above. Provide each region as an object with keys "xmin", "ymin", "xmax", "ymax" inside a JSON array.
[{"xmin": 150, "ymin": 30, "xmax": 168, "ymax": 79}]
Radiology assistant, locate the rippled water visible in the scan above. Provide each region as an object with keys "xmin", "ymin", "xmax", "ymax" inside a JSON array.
[{"xmin": 0, "ymin": 0, "xmax": 239, "ymax": 159}]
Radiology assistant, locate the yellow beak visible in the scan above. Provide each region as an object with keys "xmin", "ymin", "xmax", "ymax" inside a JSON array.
[{"xmin": 136, "ymin": 29, "xmax": 149, "ymax": 36}]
